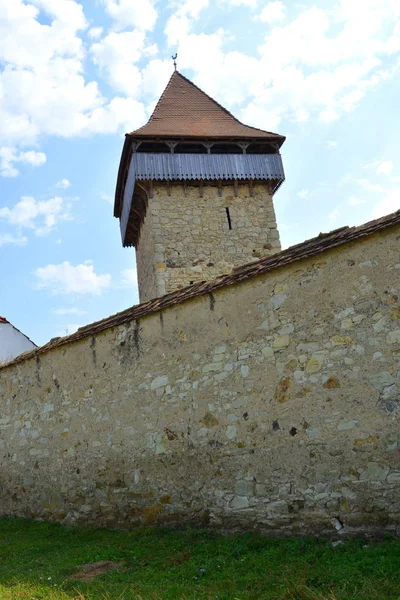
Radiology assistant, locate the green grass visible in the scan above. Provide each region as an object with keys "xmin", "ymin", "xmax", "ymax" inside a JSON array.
[{"xmin": 0, "ymin": 518, "xmax": 400, "ymax": 600}]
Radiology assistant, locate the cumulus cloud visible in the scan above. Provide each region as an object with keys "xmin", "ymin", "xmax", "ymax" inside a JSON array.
[
  {"xmin": 0, "ymin": 196, "xmax": 71, "ymax": 236},
  {"xmin": 220, "ymin": 0, "xmax": 259, "ymax": 7},
  {"xmin": 257, "ymin": 1, "xmax": 286, "ymax": 24},
  {"xmin": 0, "ymin": 147, "xmax": 46, "ymax": 177},
  {"xmin": 362, "ymin": 159, "xmax": 394, "ymax": 175},
  {"xmin": 143, "ymin": 43, "xmax": 158, "ymax": 57},
  {"xmin": 82, "ymin": 96, "xmax": 147, "ymax": 135},
  {"xmin": 347, "ymin": 196, "xmax": 366, "ymax": 206},
  {"xmin": 0, "ymin": 0, "xmax": 147, "ymax": 146},
  {"xmin": 90, "ymin": 30, "xmax": 145, "ymax": 96},
  {"xmin": 30, "ymin": 0, "xmax": 87, "ymax": 31},
  {"xmin": 35, "ymin": 260, "xmax": 112, "ymax": 295},
  {"xmin": 0, "ymin": 233, "xmax": 28, "ymax": 247},
  {"xmin": 371, "ymin": 189, "xmax": 400, "ymax": 219},
  {"xmin": 166, "ymin": 0, "xmax": 400, "ymax": 131},
  {"xmin": 376, "ymin": 160, "xmax": 393, "ymax": 175},
  {"xmin": 1, "ymin": 0, "xmax": 399, "ymax": 157},
  {"xmin": 165, "ymin": 0, "xmax": 209, "ymax": 45},
  {"xmin": 120, "ymin": 268, "xmax": 137, "ymax": 287},
  {"xmin": 100, "ymin": 0, "xmax": 157, "ymax": 31},
  {"xmin": 343, "ymin": 176, "xmax": 386, "ymax": 193},
  {"xmin": 56, "ymin": 178, "xmax": 71, "ymax": 189},
  {"xmin": 328, "ymin": 208, "xmax": 340, "ymax": 222},
  {"xmin": 88, "ymin": 26, "xmax": 103, "ymax": 39}
]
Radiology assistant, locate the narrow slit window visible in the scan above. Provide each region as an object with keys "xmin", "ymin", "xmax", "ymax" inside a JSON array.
[{"xmin": 225, "ymin": 207, "xmax": 232, "ymax": 230}]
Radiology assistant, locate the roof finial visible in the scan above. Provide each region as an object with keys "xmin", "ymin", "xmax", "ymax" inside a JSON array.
[{"xmin": 172, "ymin": 53, "xmax": 178, "ymax": 71}]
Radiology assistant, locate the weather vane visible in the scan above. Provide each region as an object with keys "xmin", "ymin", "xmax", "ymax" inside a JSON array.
[{"xmin": 172, "ymin": 53, "xmax": 178, "ymax": 71}]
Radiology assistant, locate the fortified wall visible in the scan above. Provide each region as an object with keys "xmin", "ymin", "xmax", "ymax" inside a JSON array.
[{"xmin": 0, "ymin": 212, "xmax": 399, "ymax": 536}]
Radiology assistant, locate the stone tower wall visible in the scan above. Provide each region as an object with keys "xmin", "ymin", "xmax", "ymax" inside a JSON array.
[{"xmin": 136, "ymin": 182, "xmax": 280, "ymax": 302}]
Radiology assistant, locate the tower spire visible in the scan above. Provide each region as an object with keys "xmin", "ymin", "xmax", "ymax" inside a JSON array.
[{"xmin": 114, "ymin": 70, "xmax": 285, "ymax": 302}]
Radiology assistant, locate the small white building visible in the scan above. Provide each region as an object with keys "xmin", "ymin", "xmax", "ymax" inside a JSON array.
[{"xmin": 0, "ymin": 316, "xmax": 37, "ymax": 364}]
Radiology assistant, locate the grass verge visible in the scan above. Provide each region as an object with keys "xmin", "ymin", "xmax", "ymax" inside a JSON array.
[{"xmin": 0, "ymin": 518, "xmax": 399, "ymax": 599}]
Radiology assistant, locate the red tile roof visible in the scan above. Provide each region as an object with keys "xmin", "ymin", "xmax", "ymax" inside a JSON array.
[
  {"xmin": 2, "ymin": 209, "xmax": 399, "ymax": 370},
  {"xmin": 130, "ymin": 71, "xmax": 285, "ymax": 142}
]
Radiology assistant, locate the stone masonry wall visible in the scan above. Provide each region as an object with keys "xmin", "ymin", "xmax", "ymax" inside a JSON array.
[
  {"xmin": 0, "ymin": 225, "xmax": 399, "ymax": 536},
  {"xmin": 136, "ymin": 182, "xmax": 280, "ymax": 302},
  {"xmin": 135, "ymin": 200, "xmax": 158, "ymax": 302}
]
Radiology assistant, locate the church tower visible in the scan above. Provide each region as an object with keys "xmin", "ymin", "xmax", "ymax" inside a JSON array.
[{"xmin": 114, "ymin": 70, "xmax": 285, "ymax": 302}]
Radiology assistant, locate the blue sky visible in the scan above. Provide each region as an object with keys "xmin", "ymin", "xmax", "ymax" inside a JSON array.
[{"xmin": 1, "ymin": 0, "xmax": 399, "ymax": 347}]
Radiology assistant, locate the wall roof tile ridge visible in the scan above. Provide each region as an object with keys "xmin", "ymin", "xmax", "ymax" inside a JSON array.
[{"xmin": 1, "ymin": 209, "xmax": 399, "ymax": 371}]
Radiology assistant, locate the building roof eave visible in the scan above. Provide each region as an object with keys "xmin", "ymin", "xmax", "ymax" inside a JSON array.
[
  {"xmin": 114, "ymin": 135, "xmax": 132, "ymax": 218},
  {"xmin": 128, "ymin": 132, "xmax": 286, "ymax": 144}
]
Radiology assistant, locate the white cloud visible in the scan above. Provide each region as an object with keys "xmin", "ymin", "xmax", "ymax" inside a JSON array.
[
  {"xmin": 120, "ymin": 268, "xmax": 137, "ymax": 287},
  {"xmin": 297, "ymin": 189, "xmax": 309, "ymax": 199},
  {"xmin": 363, "ymin": 159, "xmax": 394, "ymax": 175},
  {"xmin": 88, "ymin": 26, "xmax": 103, "ymax": 39},
  {"xmin": 1, "ymin": 0, "xmax": 399, "ymax": 155},
  {"xmin": 90, "ymin": 30, "xmax": 145, "ymax": 96},
  {"xmin": 257, "ymin": 1, "xmax": 286, "ymax": 24},
  {"xmin": 30, "ymin": 0, "xmax": 87, "ymax": 31},
  {"xmin": 167, "ymin": 0, "xmax": 400, "ymax": 130},
  {"xmin": 327, "ymin": 140, "xmax": 338, "ymax": 148},
  {"xmin": 376, "ymin": 160, "xmax": 393, "ymax": 175},
  {"xmin": 370, "ymin": 188, "xmax": 400, "ymax": 219},
  {"xmin": 165, "ymin": 0, "xmax": 209, "ymax": 46},
  {"xmin": 0, "ymin": 0, "xmax": 148, "ymax": 146},
  {"xmin": 241, "ymin": 57, "xmax": 388, "ymax": 129},
  {"xmin": 82, "ymin": 96, "xmax": 147, "ymax": 135},
  {"xmin": 0, "ymin": 196, "xmax": 71, "ymax": 236},
  {"xmin": 176, "ymin": 32, "xmax": 265, "ymax": 109},
  {"xmin": 54, "ymin": 307, "xmax": 86, "ymax": 315},
  {"xmin": 328, "ymin": 208, "xmax": 340, "ymax": 221},
  {"xmin": 222, "ymin": 0, "xmax": 259, "ymax": 7},
  {"xmin": 20, "ymin": 150, "xmax": 46, "ymax": 166},
  {"xmin": 342, "ymin": 175, "xmax": 386, "ymax": 193},
  {"xmin": 35, "ymin": 260, "xmax": 111, "ymax": 295},
  {"xmin": 347, "ymin": 196, "xmax": 366, "ymax": 206},
  {"xmin": 56, "ymin": 178, "xmax": 71, "ymax": 189},
  {"xmin": 0, "ymin": 233, "xmax": 28, "ymax": 247},
  {"xmin": 143, "ymin": 43, "xmax": 158, "ymax": 57},
  {"xmin": 101, "ymin": 0, "xmax": 157, "ymax": 31},
  {"xmin": 141, "ymin": 59, "xmax": 173, "ymax": 101},
  {"xmin": 0, "ymin": 147, "xmax": 46, "ymax": 177}
]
